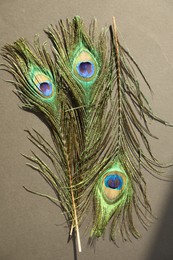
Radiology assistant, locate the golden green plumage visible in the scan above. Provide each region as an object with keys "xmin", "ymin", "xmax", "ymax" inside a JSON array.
[{"xmin": 1, "ymin": 16, "xmax": 172, "ymax": 252}]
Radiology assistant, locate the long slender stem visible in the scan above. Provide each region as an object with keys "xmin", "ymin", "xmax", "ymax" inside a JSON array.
[
  {"xmin": 67, "ymin": 157, "xmax": 82, "ymax": 252},
  {"xmin": 112, "ymin": 17, "xmax": 122, "ymax": 152},
  {"xmin": 112, "ymin": 17, "xmax": 120, "ymax": 87}
]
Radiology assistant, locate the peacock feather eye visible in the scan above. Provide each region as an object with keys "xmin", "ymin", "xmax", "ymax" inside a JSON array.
[
  {"xmin": 102, "ymin": 171, "xmax": 126, "ymax": 201},
  {"xmin": 29, "ymin": 67, "xmax": 54, "ymax": 98},
  {"xmin": 33, "ymin": 73, "xmax": 53, "ymax": 97},
  {"xmin": 76, "ymin": 61, "xmax": 95, "ymax": 78},
  {"xmin": 104, "ymin": 174, "xmax": 123, "ymax": 190},
  {"xmin": 38, "ymin": 82, "xmax": 52, "ymax": 96},
  {"xmin": 91, "ymin": 161, "xmax": 132, "ymax": 239},
  {"xmin": 72, "ymin": 48, "xmax": 99, "ymax": 87}
]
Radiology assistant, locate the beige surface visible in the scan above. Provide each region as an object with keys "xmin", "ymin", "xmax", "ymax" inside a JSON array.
[{"xmin": 0, "ymin": 0, "xmax": 173, "ymax": 259}]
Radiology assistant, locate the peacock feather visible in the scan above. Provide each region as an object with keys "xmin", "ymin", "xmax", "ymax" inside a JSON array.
[{"xmin": 1, "ymin": 16, "xmax": 172, "ymax": 252}]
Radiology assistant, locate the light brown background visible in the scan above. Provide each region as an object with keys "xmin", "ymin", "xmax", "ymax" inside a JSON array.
[{"xmin": 0, "ymin": 0, "xmax": 173, "ymax": 259}]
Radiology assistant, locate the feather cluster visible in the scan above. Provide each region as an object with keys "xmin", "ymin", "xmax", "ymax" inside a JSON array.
[{"xmin": 1, "ymin": 16, "xmax": 172, "ymax": 251}]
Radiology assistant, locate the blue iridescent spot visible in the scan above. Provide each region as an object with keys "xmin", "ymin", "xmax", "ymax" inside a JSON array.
[
  {"xmin": 37, "ymin": 81, "xmax": 52, "ymax": 96},
  {"xmin": 76, "ymin": 61, "xmax": 95, "ymax": 78},
  {"xmin": 104, "ymin": 174, "xmax": 123, "ymax": 190}
]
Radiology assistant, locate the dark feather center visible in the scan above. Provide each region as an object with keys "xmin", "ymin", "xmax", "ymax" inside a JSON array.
[
  {"xmin": 77, "ymin": 62, "xmax": 94, "ymax": 78},
  {"xmin": 108, "ymin": 178, "xmax": 120, "ymax": 189},
  {"xmin": 39, "ymin": 81, "xmax": 52, "ymax": 96},
  {"xmin": 104, "ymin": 174, "xmax": 123, "ymax": 190}
]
